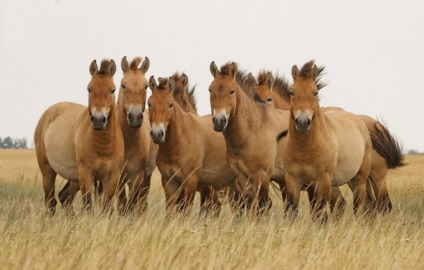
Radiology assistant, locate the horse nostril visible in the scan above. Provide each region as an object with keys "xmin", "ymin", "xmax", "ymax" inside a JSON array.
[
  {"xmin": 128, "ymin": 113, "xmax": 133, "ymax": 121},
  {"xmin": 295, "ymin": 118, "xmax": 299, "ymax": 125},
  {"xmin": 306, "ymin": 119, "xmax": 311, "ymax": 125}
]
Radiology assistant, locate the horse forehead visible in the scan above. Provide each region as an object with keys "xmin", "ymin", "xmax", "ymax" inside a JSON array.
[
  {"xmin": 123, "ymin": 71, "xmax": 147, "ymax": 88},
  {"xmin": 90, "ymin": 75, "xmax": 115, "ymax": 89}
]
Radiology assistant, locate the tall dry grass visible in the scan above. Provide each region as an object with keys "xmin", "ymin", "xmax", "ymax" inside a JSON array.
[{"xmin": 0, "ymin": 150, "xmax": 423, "ymax": 269}]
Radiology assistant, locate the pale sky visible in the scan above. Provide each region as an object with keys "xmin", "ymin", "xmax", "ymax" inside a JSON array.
[{"xmin": 1, "ymin": 0, "xmax": 423, "ymax": 151}]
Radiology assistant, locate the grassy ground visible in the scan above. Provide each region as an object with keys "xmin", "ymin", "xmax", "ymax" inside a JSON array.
[{"xmin": 0, "ymin": 150, "xmax": 423, "ymax": 269}]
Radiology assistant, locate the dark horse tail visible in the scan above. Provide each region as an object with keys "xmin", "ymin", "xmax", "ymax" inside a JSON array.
[
  {"xmin": 366, "ymin": 121, "xmax": 405, "ymax": 212},
  {"xmin": 369, "ymin": 121, "xmax": 406, "ymax": 169}
]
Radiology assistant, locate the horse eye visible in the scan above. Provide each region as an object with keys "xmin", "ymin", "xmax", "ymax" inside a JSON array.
[
  {"xmin": 87, "ymin": 88, "xmax": 92, "ymax": 94},
  {"xmin": 147, "ymin": 102, "xmax": 151, "ymax": 108},
  {"xmin": 290, "ymin": 91, "xmax": 294, "ymax": 96},
  {"xmin": 145, "ymin": 85, "xmax": 148, "ymax": 90},
  {"xmin": 111, "ymin": 89, "xmax": 116, "ymax": 94},
  {"xmin": 229, "ymin": 89, "xmax": 235, "ymax": 95},
  {"xmin": 266, "ymin": 97, "xmax": 273, "ymax": 103},
  {"xmin": 121, "ymin": 84, "xmax": 126, "ymax": 90},
  {"xmin": 314, "ymin": 92, "xmax": 318, "ymax": 97},
  {"xmin": 208, "ymin": 88, "xmax": 211, "ymax": 93},
  {"xmin": 169, "ymin": 103, "xmax": 174, "ymax": 109}
]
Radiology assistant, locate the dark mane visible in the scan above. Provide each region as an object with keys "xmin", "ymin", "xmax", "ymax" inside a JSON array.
[
  {"xmin": 257, "ymin": 70, "xmax": 291, "ymax": 101},
  {"xmin": 299, "ymin": 60, "xmax": 327, "ymax": 90},
  {"xmin": 157, "ymin": 77, "xmax": 170, "ymax": 91},
  {"xmin": 129, "ymin": 57, "xmax": 142, "ymax": 70},
  {"xmin": 98, "ymin": 59, "xmax": 112, "ymax": 75},
  {"xmin": 219, "ymin": 63, "xmax": 258, "ymax": 101},
  {"xmin": 171, "ymin": 72, "xmax": 198, "ymax": 113}
]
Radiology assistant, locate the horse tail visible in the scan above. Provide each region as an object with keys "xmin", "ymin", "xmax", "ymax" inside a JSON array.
[
  {"xmin": 277, "ymin": 130, "xmax": 288, "ymax": 142},
  {"xmin": 370, "ymin": 121, "xmax": 406, "ymax": 169}
]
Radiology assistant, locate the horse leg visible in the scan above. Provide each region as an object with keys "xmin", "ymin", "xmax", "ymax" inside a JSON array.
[
  {"xmin": 235, "ymin": 174, "xmax": 258, "ymax": 212},
  {"xmin": 329, "ymin": 186, "xmax": 347, "ymax": 219},
  {"xmin": 258, "ymin": 176, "xmax": 272, "ymax": 213},
  {"xmin": 58, "ymin": 180, "xmax": 80, "ymax": 215},
  {"xmin": 284, "ymin": 173, "xmax": 303, "ymax": 218},
  {"xmin": 310, "ymin": 175, "xmax": 331, "ymax": 222},
  {"xmin": 78, "ymin": 169, "xmax": 94, "ymax": 211},
  {"xmin": 181, "ymin": 174, "xmax": 200, "ymax": 215},
  {"xmin": 199, "ymin": 186, "xmax": 221, "ymax": 217},
  {"xmin": 101, "ymin": 172, "xmax": 121, "ymax": 214},
  {"xmin": 161, "ymin": 175, "xmax": 183, "ymax": 212},
  {"xmin": 116, "ymin": 175, "xmax": 128, "ymax": 215},
  {"xmin": 127, "ymin": 171, "xmax": 150, "ymax": 214},
  {"xmin": 40, "ymin": 164, "xmax": 58, "ymax": 215},
  {"xmin": 369, "ymin": 160, "xmax": 392, "ymax": 214},
  {"xmin": 348, "ymin": 155, "xmax": 371, "ymax": 216}
]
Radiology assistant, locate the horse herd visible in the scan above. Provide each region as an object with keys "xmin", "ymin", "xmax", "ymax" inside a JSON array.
[{"xmin": 34, "ymin": 56, "xmax": 405, "ymax": 220}]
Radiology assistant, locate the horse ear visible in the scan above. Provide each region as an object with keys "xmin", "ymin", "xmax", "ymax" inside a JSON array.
[
  {"xmin": 291, "ymin": 65, "xmax": 300, "ymax": 80},
  {"xmin": 121, "ymin": 56, "xmax": 129, "ymax": 72},
  {"xmin": 149, "ymin": 75, "xmax": 157, "ymax": 90},
  {"xmin": 181, "ymin": 74, "xmax": 189, "ymax": 87},
  {"xmin": 109, "ymin": 60, "xmax": 116, "ymax": 76},
  {"xmin": 247, "ymin": 72, "xmax": 256, "ymax": 83},
  {"xmin": 89, "ymin": 60, "xmax": 98, "ymax": 75},
  {"xmin": 140, "ymin": 57, "xmax": 150, "ymax": 73},
  {"xmin": 167, "ymin": 77, "xmax": 176, "ymax": 92},
  {"xmin": 230, "ymin": 62, "xmax": 238, "ymax": 79},
  {"xmin": 266, "ymin": 72, "xmax": 274, "ymax": 88},
  {"xmin": 210, "ymin": 61, "xmax": 219, "ymax": 78},
  {"xmin": 311, "ymin": 64, "xmax": 318, "ymax": 80}
]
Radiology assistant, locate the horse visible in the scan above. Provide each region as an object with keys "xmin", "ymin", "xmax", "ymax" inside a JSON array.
[
  {"xmin": 115, "ymin": 56, "xmax": 158, "ymax": 214},
  {"xmin": 208, "ymin": 61, "xmax": 290, "ymax": 213},
  {"xmin": 34, "ymin": 59, "xmax": 124, "ymax": 214},
  {"xmin": 253, "ymin": 70, "xmax": 404, "ymax": 213},
  {"xmin": 170, "ymin": 72, "xmax": 224, "ymax": 214},
  {"xmin": 147, "ymin": 75, "xmax": 237, "ymax": 214},
  {"xmin": 283, "ymin": 60, "xmax": 372, "ymax": 220}
]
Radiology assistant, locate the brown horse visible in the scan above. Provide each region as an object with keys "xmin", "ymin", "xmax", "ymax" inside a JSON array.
[
  {"xmin": 171, "ymin": 72, "xmax": 225, "ymax": 213},
  {"xmin": 34, "ymin": 59, "xmax": 124, "ymax": 214},
  {"xmin": 283, "ymin": 60, "xmax": 372, "ymax": 219},
  {"xmin": 209, "ymin": 61, "xmax": 290, "ymax": 213},
  {"xmin": 253, "ymin": 70, "xmax": 404, "ymax": 213},
  {"xmin": 116, "ymin": 56, "xmax": 157, "ymax": 213},
  {"xmin": 147, "ymin": 76, "xmax": 237, "ymax": 214}
]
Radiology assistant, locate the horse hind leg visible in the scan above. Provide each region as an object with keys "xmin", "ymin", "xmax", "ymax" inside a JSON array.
[
  {"xmin": 40, "ymin": 163, "xmax": 58, "ymax": 215},
  {"xmin": 329, "ymin": 186, "xmax": 347, "ymax": 219},
  {"xmin": 348, "ymin": 155, "xmax": 372, "ymax": 216},
  {"xmin": 369, "ymin": 167, "xmax": 392, "ymax": 214}
]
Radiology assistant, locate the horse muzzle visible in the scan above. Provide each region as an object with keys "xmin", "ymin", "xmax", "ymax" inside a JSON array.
[
  {"xmin": 127, "ymin": 111, "xmax": 143, "ymax": 128},
  {"xmin": 90, "ymin": 115, "xmax": 107, "ymax": 130},
  {"xmin": 212, "ymin": 115, "xmax": 227, "ymax": 132},
  {"xmin": 150, "ymin": 128, "xmax": 165, "ymax": 144},
  {"xmin": 294, "ymin": 117, "xmax": 311, "ymax": 133}
]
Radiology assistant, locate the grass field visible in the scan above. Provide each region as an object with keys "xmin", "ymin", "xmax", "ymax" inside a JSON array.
[{"xmin": 0, "ymin": 149, "xmax": 423, "ymax": 269}]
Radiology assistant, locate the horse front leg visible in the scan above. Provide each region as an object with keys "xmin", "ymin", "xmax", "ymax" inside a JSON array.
[
  {"xmin": 284, "ymin": 173, "xmax": 303, "ymax": 218},
  {"xmin": 78, "ymin": 168, "xmax": 94, "ymax": 212},
  {"xmin": 58, "ymin": 180, "xmax": 80, "ymax": 215},
  {"xmin": 180, "ymin": 173, "xmax": 200, "ymax": 216},
  {"xmin": 310, "ymin": 174, "xmax": 331, "ymax": 222},
  {"xmin": 101, "ymin": 171, "xmax": 121, "ymax": 214}
]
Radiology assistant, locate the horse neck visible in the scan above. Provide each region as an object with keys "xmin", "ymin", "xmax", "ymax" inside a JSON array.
[
  {"xmin": 273, "ymin": 92, "xmax": 290, "ymax": 110},
  {"xmin": 288, "ymin": 105, "xmax": 328, "ymax": 146},
  {"xmin": 224, "ymin": 86, "xmax": 263, "ymax": 139}
]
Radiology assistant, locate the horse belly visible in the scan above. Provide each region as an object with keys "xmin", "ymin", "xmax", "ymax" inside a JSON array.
[
  {"xmin": 332, "ymin": 132, "xmax": 365, "ymax": 186},
  {"xmin": 44, "ymin": 113, "xmax": 79, "ymax": 180}
]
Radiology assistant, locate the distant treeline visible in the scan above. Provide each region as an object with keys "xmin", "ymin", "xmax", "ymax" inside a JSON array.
[{"xmin": 0, "ymin": 137, "xmax": 28, "ymax": 149}]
